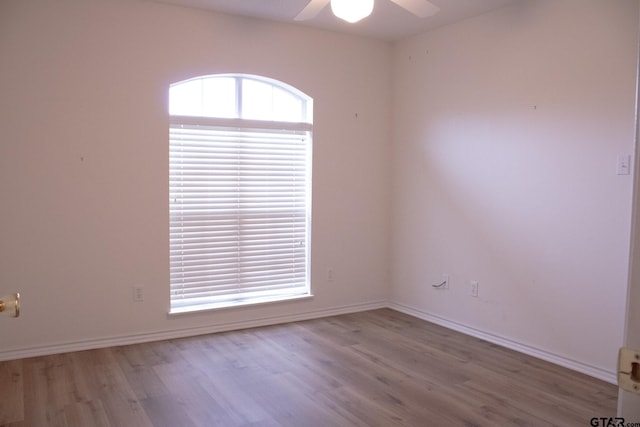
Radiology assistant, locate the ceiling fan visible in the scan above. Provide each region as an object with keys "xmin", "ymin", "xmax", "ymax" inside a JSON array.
[{"xmin": 295, "ymin": 0, "xmax": 440, "ymax": 23}]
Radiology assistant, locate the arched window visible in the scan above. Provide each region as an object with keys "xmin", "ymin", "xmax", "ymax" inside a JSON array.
[{"xmin": 169, "ymin": 74, "xmax": 313, "ymax": 313}]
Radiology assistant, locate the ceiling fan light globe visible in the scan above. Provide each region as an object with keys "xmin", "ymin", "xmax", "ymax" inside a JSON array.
[{"xmin": 330, "ymin": 0, "xmax": 374, "ymax": 23}]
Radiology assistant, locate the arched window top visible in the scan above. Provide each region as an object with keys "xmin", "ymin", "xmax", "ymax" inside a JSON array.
[{"xmin": 169, "ymin": 74, "xmax": 313, "ymax": 124}]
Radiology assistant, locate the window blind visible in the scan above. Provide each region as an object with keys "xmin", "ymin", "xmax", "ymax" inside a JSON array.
[{"xmin": 169, "ymin": 123, "xmax": 311, "ymax": 312}]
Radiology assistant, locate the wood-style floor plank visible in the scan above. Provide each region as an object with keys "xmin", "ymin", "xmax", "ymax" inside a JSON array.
[
  {"xmin": 0, "ymin": 359, "xmax": 23, "ymax": 425},
  {"xmin": 0, "ymin": 309, "xmax": 618, "ymax": 426}
]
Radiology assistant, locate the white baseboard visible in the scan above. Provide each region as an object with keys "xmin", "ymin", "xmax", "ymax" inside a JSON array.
[
  {"xmin": 0, "ymin": 299, "xmax": 618, "ymax": 385},
  {"xmin": 389, "ymin": 302, "xmax": 617, "ymax": 384},
  {"xmin": 0, "ymin": 300, "xmax": 387, "ymax": 362}
]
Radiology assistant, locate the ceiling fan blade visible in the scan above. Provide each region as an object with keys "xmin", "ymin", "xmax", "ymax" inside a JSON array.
[
  {"xmin": 388, "ymin": 0, "xmax": 440, "ymax": 18},
  {"xmin": 294, "ymin": 0, "xmax": 331, "ymax": 21}
]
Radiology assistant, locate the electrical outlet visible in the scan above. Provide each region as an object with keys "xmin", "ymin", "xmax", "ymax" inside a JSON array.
[
  {"xmin": 441, "ymin": 274, "xmax": 449, "ymax": 289},
  {"xmin": 133, "ymin": 285, "xmax": 144, "ymax": 302},
  {"xmin": 433, "ymin": 274, "xmax": 449, "ymax": 290},
  {"xmin": 617, "ymin": 154, "xmax": 631, "ymax": 175},
  {"xmin": 327, "ymin": 268, "xmax": 334, "ymax": 282},
  {"xmin": 470, "ymin": 281, "xmax": 478, "ymax": 297}
]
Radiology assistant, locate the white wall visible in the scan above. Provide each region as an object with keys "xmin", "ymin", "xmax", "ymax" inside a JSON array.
[
  {"xmin": 391, "ymin": 0, "xmax": 638, "ymax": 379},
  {"xmin": 0, "ymin": 0, "xmax": 391, "ymax": 356}
]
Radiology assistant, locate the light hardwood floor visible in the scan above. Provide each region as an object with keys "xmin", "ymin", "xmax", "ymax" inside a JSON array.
[{"xmin": 0, "ymin": 309, "xmax": 617, "ymax": 426}]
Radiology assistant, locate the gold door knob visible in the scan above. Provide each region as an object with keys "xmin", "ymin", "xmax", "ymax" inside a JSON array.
[{"xmin": 0, "ymin": 293, "xmax": 20, "ymax": 318}]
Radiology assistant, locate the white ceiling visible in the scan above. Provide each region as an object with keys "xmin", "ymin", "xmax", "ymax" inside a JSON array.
[{"xmin": 154, "ymin": 0, "xmax": 519, "ymax": 41}]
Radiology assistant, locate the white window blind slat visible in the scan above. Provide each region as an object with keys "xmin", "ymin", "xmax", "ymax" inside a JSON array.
[{"xmin": 170, "ymin": 123, "xmax": 311, "ymax": 312}]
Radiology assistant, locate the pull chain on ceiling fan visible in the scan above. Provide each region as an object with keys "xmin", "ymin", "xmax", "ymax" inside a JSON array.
[{"xmin": 295, "ymin": 0, "xmax": 440, "ymax": 23}]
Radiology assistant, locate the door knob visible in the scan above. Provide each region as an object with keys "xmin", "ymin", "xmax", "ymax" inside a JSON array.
[{"xmin": 0, "ymin": 293, "xmax": 20, "ymax": 318}]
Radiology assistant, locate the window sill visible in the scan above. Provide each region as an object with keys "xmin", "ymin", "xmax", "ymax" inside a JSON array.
[{"xmin": 168, "ymin": 293, "xmax": 314, "ymax": 316}]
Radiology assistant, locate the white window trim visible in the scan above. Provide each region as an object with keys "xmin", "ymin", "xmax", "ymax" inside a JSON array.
[
  {"xmin": 170, "ymin": 115, "xmax": 312, "ymax": 133},
  {"xmin": 168, "ymin": 75, "xmax": 313, "ymax": 315}
]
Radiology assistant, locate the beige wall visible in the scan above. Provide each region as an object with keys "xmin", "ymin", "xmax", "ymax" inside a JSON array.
[
  {"xmin": 0, "ymin": 0, "xmax": 392, "ymax": 355},
  {"xmin": 391, "ymin": 0, "xmax": 638, "ymax": 380}
]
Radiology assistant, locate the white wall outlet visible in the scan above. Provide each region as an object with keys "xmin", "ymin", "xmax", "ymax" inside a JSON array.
[
  {"xmin": 617, "ymin": 154, "xmax": 631, "ymax": 175},
  {"xmin": 133, "ymin": 285, "xmax": 144, "ymax": 302},
  {"xmin": 327, "ymin": 268, "xmax": 334, "ymax": 282},
  {"xmin": 441, "ymin": 274, "xmax": 449, "ymax": 289},
  {"xmin": 470, "ymin": 281, "xmax": 479, "ymax": 297},
  {"xmin": 433, "ymin": 274, "xmax": 449, "ymax": 290}
]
